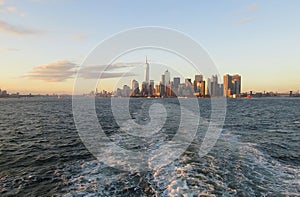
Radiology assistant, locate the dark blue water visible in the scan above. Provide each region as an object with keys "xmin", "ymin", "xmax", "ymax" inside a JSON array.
[{"xmin": 0, "ymin": 97, "xmax": 299, "ymax": 196}]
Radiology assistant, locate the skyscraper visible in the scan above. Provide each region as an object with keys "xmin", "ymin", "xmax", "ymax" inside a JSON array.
[
  {"xmin": 122, "ymin": 85, "xmax": 131, "ymax": 97},
  {"xmin": 211, "ymin": 75, "xmax": 219, "ymax": 97},
  {"xmin": 144, "ymin": 57, "xmax": 149, "ymax": 84},
  {"xmin": 200, "ymin": 81, "xmax": 206, "ymax": 97},
  {"xmin": 223, "ymin": 74, "xmax": 242, "ymax": 97},
  {"xmin": 150, "ymin": 80, "xmax": 154, "ymax": 96},
  {"xmin": 131, "ymin": 79, "xmax": 139, "ymax": 96},
  {"xmin": 161, "ymin": 74, "xmax": 165, "ymax": 86},
  {"xmin": 181, "ymin": 78, "xmax": 193, "ymax": 96},
  {"xmin": 206, "ymin": 77, "xmax": 211, "ymax": 96},
  {"xmin": 207, "ymin": 75, "xmax": 224, "ymax": 97},
  {"xmin": 155, "ymin": 84, "xmax": 160, "ymax": 96},
  {"xmin": 172, "ymin": 77, "xmax": 180, "ymax": 97},
  {"xmin": 232, "ymin": 74, "xmax": 241, "ymax": 95},
  {"xmin": 164, "ymin": 70, "xmax": 170, "ymax": 86},
  {"xmin": 173, "ymin": 77, "xmax": 180, "ymax": 87},
  {"xmin": 160, "ymin": 74, "xmax": 166, "ymax": 97},
  {"xmin": 195, "ymin": 81, "xmax": 206, "ymax": 97},
  {"xmin": 185, "ymin": 78, "xmax": 192, "ymax": 87},
  {"xmin": 223, "ymin": 74, "xmax": 233, "ymax": 97},
  {"xmin": 194, "ymin": 74, "xmax": 203, "ymax": 93},
  {"xmin": 194, "ymin": 74, "xmax": 203, "ymax": 82},
  {"xmin": 160, "ymin": 70, "xmax": 170, "ymax": 97},
  {"xmin": 141, "ymin": 81, "xmax": 148, "ymax": 96}
]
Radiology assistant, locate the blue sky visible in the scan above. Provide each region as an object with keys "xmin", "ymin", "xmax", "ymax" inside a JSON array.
[{"xmin": 0, "ymin": 0, "xmax": 300, "ymax": 94}]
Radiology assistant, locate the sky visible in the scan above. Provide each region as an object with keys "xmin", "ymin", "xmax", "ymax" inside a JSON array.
[{"xmin": 0, "ymin": 0, "xmax": 300, "ymax": 94}]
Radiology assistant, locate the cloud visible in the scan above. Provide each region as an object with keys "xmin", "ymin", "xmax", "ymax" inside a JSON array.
[
  {"xmin": 0, "ymin": 20, "xmax": 37, "ymax": 35},
  {"xmin": 0, "ymin": 47, "xmax": 20, "ymax": 51},
  {"xmin": 19, "ymin": 12, "xmax": 27, "ymax": 17},
  {"xmin": 0, "ymin": 1, "xmax": 26, "ymax": 16},
  {"xmin": 78, "ymin": 65, "xmax": 137, "ymax": 79},
  {"xmin": 25, "ymin": 61, "xmax": 141, "ymax": 82},
  {"xmin": 236, "ymin": 17, "xmax": 256, "ymax": 25},
  {"xmin": 5, "ymin": 5, "xmax": 16, "ymax": 12},
  {"xmin": 234, "ymin": 3, "xmax": 259, "ymax": 26},
  {"xmin": 25, "ymin": 61, "xmax": 77, "ymax": 82},
  {"xmin": 77, "ymin": 62, "xmax": 140, "ymax": 79},
  {"xmin": 245, "ymin": 3, "xmax": 258, "ymax": 12},
  {"xmin": 78, "ymin": 71, "xmax": 136, "ymax": 79},
  {"xmin": 71, "ymin": 34, "xmax": 87, "ymax": 41},
  {"xmin": 30, "ymin": 0, "xmax": 54, "ymax": 2},
  {"xmin": 4, "ymin": 6, "xmax": 26, "ymax": 17}
]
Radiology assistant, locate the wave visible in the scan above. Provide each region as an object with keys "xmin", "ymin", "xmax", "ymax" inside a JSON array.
[{"xmin": 61, "ymin": 130, "xmax": 299, "ymax": 196}]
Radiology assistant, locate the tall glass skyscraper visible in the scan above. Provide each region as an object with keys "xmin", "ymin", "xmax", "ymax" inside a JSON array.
[{"xmin": 144, "ymin": 57, "xmax": 149, "ymax": 83}]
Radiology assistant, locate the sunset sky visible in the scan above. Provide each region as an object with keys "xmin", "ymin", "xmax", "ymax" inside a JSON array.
[{"xmin": 1, "ymin": 0, "xmax": 300, "ymax": 94}]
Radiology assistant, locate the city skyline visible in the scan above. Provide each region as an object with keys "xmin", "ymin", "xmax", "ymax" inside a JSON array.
[
  {"xmin": 1, "ymin": 57, "xmax": 299, "ymax": 96},
  {"xmin": 85, "ymin": 58, "xmax": 241, "ymax": 98},
  {"xmin": 111, "ymin": 58, "xmax": 242, "ymax": 98},
  {"xmin": 83, "ymin": 58, "xmax": 298, "ymax": 98},
  {"xmin": 1, "ymin": 1, "xmax": 300, "ymax": 94}
]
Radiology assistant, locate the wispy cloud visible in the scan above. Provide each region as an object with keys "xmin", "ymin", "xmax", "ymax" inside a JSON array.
[
  {"xmin": 30, "ymin": 0, "xmax": 55, "ymax": 2},
  {"xmin": 234, "ymin": 3, "xmax": 259, "ymax": 26},
  {"xmin": 0, "ymin": 20, "xmax": 37, "ymax": 35},
  {"xmin": 0, "ymin": 0, "xmax": 26, "ymax": 16},
  {"xmin": 24, "ymin": 61, "xmax": 141, "ymax": 82},
  {"xmin": 77, "ymin": 62, "xmax": 140, "ymax": 79},
  {"xmin": 77, "ymin": 63, "xmax": 139, "ymax": 79},
  {"xmin": 0, "ymin": 0, "xmax": 5, "ymax": 6},
  {"xmin": 5, "ymin": 5, "xmax": 16, "ymax": 12},
  {"xmin": 236, "ymin": 17, "xmax": 256, "ymax": 25},
  {"xmin": 245, "ymin": 3, "xmax": 258, "ymax": 12},
  {"xmin": 71, "ymin": 34, "xmax": 87, "ymax": 41},
  {"xmin": 79, "ymin": 71, "xmax": 136, "ymax": 79},
  {"xmin": 0, "ymin": 47, "xmax": 20, "ymax": 51},
  {"xmin": 25, "ymin": 61, "xmax": 77, "ymax": 82}
]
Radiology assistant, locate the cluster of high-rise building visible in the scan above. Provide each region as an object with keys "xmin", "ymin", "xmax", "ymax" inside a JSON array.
[
  {"xmin": 0, "ymin": 89, "xmax": 8, "ymax": 96},
  {"xmin": 0, "ymin": 89, "xmax": 23, "ymax": 98},
  {"xmin": 113, "ymin": 58, "xmax": 242, "ymax": 98}
]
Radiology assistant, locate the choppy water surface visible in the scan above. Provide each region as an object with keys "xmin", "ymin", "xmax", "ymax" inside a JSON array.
[{"xmin": 0, "ymin": 97, "xmax": 299, "ymax": 196}]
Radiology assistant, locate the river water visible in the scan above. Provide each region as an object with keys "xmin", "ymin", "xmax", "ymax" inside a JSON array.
[{"xmin": 0, "ymin": 97, "xmax": 299, "ymax": 196}]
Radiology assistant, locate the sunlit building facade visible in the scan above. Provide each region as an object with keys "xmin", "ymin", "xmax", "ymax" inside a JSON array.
[{"xmin": 224, "ymin": 74, "xmax": 242, "ymax": 97}]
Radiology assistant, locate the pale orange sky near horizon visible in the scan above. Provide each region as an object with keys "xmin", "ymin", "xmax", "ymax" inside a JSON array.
[{"xmin": 2, "ymin": 66, "xmax": 297, "ymax": 95}]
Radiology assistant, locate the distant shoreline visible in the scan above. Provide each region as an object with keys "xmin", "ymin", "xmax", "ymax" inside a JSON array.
[{"xmin": 1, "ymin": 94, "xmax": 300, "ymax": 99}]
